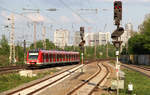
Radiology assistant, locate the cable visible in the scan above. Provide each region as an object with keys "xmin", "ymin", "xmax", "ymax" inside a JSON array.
[
  {"xmin": 0, "ymin": 6, "xmax": 31, "ymax": 21},
  {"xmin": 58, "ymin": 0, "xmax": 90, "ymax": 25},
  {"xmin": 28, "ymin": 0, "xmax": 60, "ymax": 25}
]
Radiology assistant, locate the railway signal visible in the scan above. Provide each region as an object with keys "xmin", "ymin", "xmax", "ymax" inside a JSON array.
[
  {"xmin": 111, "ymin": 27, "xmax": 124, "ymax": 40},
  {"xmin": 79, "ymin": 27, "xmax": 85, "ymax": 72},
  {"xmin": 79, "ymin": 40, "xmax": 85, "ymax": 47},
  {"xmin": 114, "ymin": 1, "xmax": 122, "ymax": 25},
  {"xmin": 80, "ymin": 27, "xmax": 84, "ymax": 40},
  {"xmin": 113, "ymin": 1, "xmax": 123, "ymax": 95},
  {"xmin": 79, "ymin": 27, "xmax": 85, "ymax": 49}
]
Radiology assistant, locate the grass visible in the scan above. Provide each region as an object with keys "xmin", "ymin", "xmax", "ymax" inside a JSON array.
[
  {"xmin": 119, "ymin": 69, "xmax": 150, "ymax": 95},
  {"xmin": 0, "ymin": 55, "xmax": 9, "ymax": 66},
  {"xmin": 0, "ymin": 69, "xmax": 59, "ymax": 93}
]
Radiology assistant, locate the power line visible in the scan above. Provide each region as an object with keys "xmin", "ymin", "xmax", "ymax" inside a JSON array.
[
  {"xmin": 28, "ymin": 0, "xmax": 59, "ymax": 25},
  {"xmin": 0, "ymin": 6, "xmax": 31, "ymax": 21},
  {"xmin": 58, "ymin": 0, "xmax": 90, "ymax": 25}
]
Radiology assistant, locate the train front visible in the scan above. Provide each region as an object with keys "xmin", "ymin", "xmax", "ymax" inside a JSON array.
[{"xmin": 26, "ymin": 50, "xmax": 40, "ymax": 66}]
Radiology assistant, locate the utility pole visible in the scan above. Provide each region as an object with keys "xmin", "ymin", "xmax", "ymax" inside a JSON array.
[
  {"xmin": 24, "ymin": 40, "xmax": 26, "ymax": 63},
  {"xmin": 33, "ymin": 22, "xmax": 37, "ymax": 49},
  {"xmin": 9, "ymin": 14, "xmax": 15, "ymax": 64},
  {"xmin": 106, "ymin": 33, "xmax": 109, "ymax": 58},
  {"xmin": 42, "ymin": 26, "xmax": 46, "ymax": 49},
  {"xmin": 94, "ymin": 40, "xmax": 97, "ymax": 58}
]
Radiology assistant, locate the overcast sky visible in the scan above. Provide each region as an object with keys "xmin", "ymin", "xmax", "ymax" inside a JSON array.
[{"xmin": 0, "ymin": 0, "xmax": 150, "ymax": 44}]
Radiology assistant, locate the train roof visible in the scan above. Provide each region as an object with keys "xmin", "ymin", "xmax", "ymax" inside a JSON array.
[
  {"xmin": 28, "ymin": 49, "xmax": 79, "ymax": 54},
  {"xmin": 40, "ymin": 50, "xmax": 79, "ymax": 54}
]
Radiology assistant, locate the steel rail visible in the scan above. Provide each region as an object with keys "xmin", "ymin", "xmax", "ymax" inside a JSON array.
[
  {"xmin": 66, "ymin": 63, "xmax": 101, "ymax": 95},
  {"xmin": 6, "ymin": 64, "xmax": 83, "ymax": 95}
]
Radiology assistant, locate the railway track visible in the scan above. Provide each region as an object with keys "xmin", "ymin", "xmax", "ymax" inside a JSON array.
[
  {"xmin": 0, "ymin": 58, "xmax": 113, "ymax": 75},
  {"xmin": 131, "ymin": 65, "xmax": 150, "ymax": 71},
  {"xmin": 66, "ymin": 62, "xmax": 110, "ymax": 95},
  {"xmin": 5, "ymin": 64, "xmax": 84, "ymax": 95},
  {"xmin": 122, "ymin": 64, "xmax": 150, "ymax": 77},
  {"xmin": 0, "ymin": 65, "xmax": 27, "ymax": 74}
]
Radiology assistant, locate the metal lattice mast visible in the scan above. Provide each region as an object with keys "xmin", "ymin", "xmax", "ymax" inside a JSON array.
[{"xmin": 9, "ymin": 14, "xmax": 15, "ymax": 64}]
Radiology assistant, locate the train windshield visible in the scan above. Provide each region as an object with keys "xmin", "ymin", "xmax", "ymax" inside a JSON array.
[{"xmin": 29, "ymin": 53, "xmax": 38, "ymax": 59}]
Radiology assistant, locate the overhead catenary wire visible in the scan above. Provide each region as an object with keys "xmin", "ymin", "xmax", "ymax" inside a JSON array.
[
  {"xmin": 0, "ymin": 6, "xmax": 32, "ymax": 22},
  {"xmin": 58, "ymin": 0, "xmax": 90, "ymax": 25}
]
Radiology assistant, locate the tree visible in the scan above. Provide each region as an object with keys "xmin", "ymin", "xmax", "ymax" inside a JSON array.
[
  {"xmin": 0, "ymin": 35, "xmax": 9, "ymax": 55},
  {"xmin": 128, "ymin": 15, "xmax": 150, "ymax": 54},
  {"xmin": 30, "ymin": 39, "xmax": 56, "ymax": 50},
  {"xmin": 46, "ymin": 39, "xmax": 56, "ymax": 50}
]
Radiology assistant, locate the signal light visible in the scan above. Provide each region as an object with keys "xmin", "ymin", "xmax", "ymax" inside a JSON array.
[
  {"xmin": 79, "ymin": 40, "xmax": 85, "ymax": 47},
  {"xmin": 111, "ymin": 27, "xmax": 124, "ymax": 40},
  {"xmin": 80, "ymin": 27, "xmax": 84, "ymax": 41},
  {"xmin": 114, "ymin": 1, "xmax": 122, "ymax": 25},
  {"xmin": 80, "ymin": 27, "xmax": 84, "ymax": 32}
]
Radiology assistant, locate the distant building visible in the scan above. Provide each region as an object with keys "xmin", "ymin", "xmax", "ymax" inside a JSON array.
[
  {"xmin": 121, "ymin": 23, "xmax": 133, "ymax": 46},
  {"xmin": 74, "ymin": 31, "xmax": 81, "ymax": 46},
  {"xmin": 54, "ymin": 29, "xmax": 69, "ymax": 49},
  {"xmin": 98, "ymin": 32, "xmax": 111, "ymax": 45},
  {"xmin": 84, "ymin": 32, "xmax": 111, "ymax": 46},
  {"xmin": 85, "ymin": 32, "xmax": 95, "ymax": 46}
]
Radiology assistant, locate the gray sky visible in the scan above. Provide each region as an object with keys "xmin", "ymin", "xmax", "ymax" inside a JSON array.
[{"xmin": 0, "ymin": 0, "xmax": 150, "ymax": 44}]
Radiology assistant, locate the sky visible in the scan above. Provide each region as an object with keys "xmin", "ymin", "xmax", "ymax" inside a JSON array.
[{"xmin": 0, "ymin": 0, "xmax": 150, "ymax": 45}]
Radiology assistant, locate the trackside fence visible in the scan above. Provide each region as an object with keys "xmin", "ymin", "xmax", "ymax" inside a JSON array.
[{"xmin": 120, "ymin": 55, "xmax": 150, "ymax": 65}]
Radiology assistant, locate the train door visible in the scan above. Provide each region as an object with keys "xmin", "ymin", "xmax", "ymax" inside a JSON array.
[
  {"xmin": 48, "ymin": 53, "xmax": 49, "ymax": 63},
  {"xmin": 67, "ymin": 54, "xmax": 69, "ymax": 62},
  {"xmin": 68, "ymin": 54, "xmax": 70, "ymax": 62},
  {"xmin": 42, "ymin": 53, "xmax": 44, "ymax": 63},
  {"xmin": 65, "ymin": 54, "xmax": 66, "ymax": 62},
  {"xmin": 46, "ymin": 53, "xmax": 48, "ymax": 63},
  {"xmin": 50, "ymin": 53, "xmax": 52, "ymax": 63},
  {"xmin": 64, "ymin": 54, "xmax": 66, "ymax": 62},
  {"xmin": 62, "ymin": 54, "xmax": 63, "ymax": 62},
  {"xmin": 72, "ymin": 54, "xmax": 74, "ymax": 61},
  {"xmin": 70, "ymin": 54, "xmax": 72, "ymax": 61},
  {"xmin": 56, "ymin": 53, "xmax": 59, "ymax": 62},
  {"xmin": 60, "ymin": 54, "xmax": 62, "ymax": 62},
  {"xmin": 43, "ymin": 53, "xmax": 46, "ymax": 64},
  {"xmin": 59, "ymin": 54, "xmax": 61, "ymax": 62},
  {"xmin": 53, "ymin": 53, "xmax": 55, "ymax": 63}
]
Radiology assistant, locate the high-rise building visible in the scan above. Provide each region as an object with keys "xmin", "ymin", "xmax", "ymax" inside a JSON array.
[
  {"xmin": 74, "ymin": 31, "xmax": 81, "ymax": 46},
  {"xmin": 84, "ymin": 32, "xmax": 111, "ymax": 46},
  {"xmin": 54, "ymin": 29, "xmax": 69, "ymax": 49},
  {"xmin": 85, "ymin": 32, "xmax": 95, "ymax": 46},
  {"xmin": 98, "ymin": 32, "xmax": 111, "ymax": 45},
  {"xmin": 121, "ymin": 23, "xmax": 133, "ymax": 46}
]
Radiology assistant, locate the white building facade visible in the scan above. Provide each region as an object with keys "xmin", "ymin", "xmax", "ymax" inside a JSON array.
[
  {"xmin": 54, "ymin": 29, "xmax": 69, "ymax": 49},
  {"xmin": 74, "ymin": 31, "xmax": 81, "ymax": 46},
  {"xmin": 84, "ymin": 32, "xmax": 111, "ymax": 46},
  {"xmin": 121, "ymin": 23, "xmax": 133, "ymax": 46}
]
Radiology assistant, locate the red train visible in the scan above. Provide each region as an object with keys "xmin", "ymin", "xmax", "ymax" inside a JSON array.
[{"xmin": 26, "ymin": 49, "xmax": 80, "ymax": 66}]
